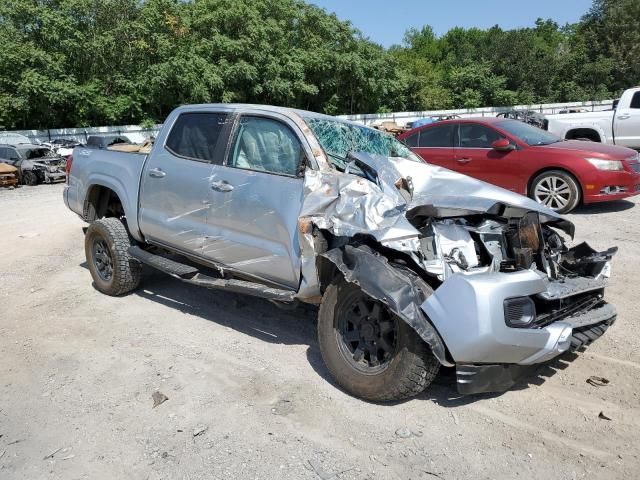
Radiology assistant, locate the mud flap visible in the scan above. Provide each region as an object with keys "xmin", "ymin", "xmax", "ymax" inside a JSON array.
[{"xmin": 322, "ymin": 245, "xmax": 452, "ymax": 367}]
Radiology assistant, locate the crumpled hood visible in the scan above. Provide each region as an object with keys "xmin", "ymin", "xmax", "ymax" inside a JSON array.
[
  {"xmin": 352, "ymin": 153, "xmax": 575, "ymax": 237},
  {"xmin": 300, "ymin": 152, "xmax": 575, "ymax": 244}
]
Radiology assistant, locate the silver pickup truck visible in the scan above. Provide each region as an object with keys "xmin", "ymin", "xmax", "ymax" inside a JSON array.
[{"xmin": 64, "ymin": 104, "xmax": 618, "ymax": 401}]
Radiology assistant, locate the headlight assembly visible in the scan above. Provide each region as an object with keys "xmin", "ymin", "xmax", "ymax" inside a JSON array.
[{"xmin": 585, "ymin": 158, "xmax": 624, "ymax": 171}]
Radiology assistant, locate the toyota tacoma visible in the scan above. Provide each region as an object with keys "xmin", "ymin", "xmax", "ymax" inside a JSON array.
[{"xmin": 64, "ymin": 104, "xmax": 618, "ymax": 401}]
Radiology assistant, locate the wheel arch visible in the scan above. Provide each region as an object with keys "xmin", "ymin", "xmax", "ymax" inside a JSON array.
[
  {"xmin": 564, "ymin": 127, "xmax": 602, "ymax": 143},
  {"xmin": 82, "ymin": 179, "xmax": 143, "ymax": 241},
  {"xmin": 84, "ymin": 184, "xmax": 125, "ymax": 221},
  {"xmin": 319, "ymin": 243, "xmax": 454, "ymax": 367},
  {"xmin": 527, "ymin": 166, "xmax": 584, "ymax": 203}
]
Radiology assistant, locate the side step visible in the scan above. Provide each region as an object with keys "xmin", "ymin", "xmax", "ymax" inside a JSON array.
[{"xmin": 129, "ymin": 246, "xmax": 296, "ymax": 302}]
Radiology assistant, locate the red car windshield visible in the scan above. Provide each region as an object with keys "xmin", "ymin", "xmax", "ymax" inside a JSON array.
[{"xmin": 496, "ymin": 119, "xmax": 562, "ymax": 146}]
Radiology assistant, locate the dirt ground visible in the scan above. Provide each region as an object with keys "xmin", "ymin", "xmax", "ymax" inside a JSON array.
[{"xmin": 1, "ymin": 183, "xmax": 639, "ymax": 480}]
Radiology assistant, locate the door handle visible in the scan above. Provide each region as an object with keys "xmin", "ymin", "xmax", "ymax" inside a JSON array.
[
  {"xmin": 211, "ymin": 180, "xmax": 234, "ymax": 192},
  {"xmin": 456, "ymin": 158, "xmax": 472, "ymax": 164},
  {"xmin": 148, "ymin": 168, "xmax": 166, "ymax": 178},
  {"xmin": 618, "ymin": 114, "xmax": 631, "ymax": 120}
]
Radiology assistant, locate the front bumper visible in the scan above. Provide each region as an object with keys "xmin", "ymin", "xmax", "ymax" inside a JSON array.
[
  {"xmin": 456, "ymin": 313, "xmax": 616, "ymax": 394},
  {"xmin": 43, "ymin": 170, "xmax": 66, "ymax": 183},
  {"xmin": 422, "ymin": 269, "xmax": 616, "ymax": 393},
  {"xmin": 582, "ymin": 169, "xmax": 640, "ymax": 203}
]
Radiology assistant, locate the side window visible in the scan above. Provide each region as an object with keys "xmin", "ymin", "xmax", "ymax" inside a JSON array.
[
  {"xmin": 630, "ymin": 92, "xmax": 640, "ymax": 109},
  {"xmin": 417, "ymin": 125, "xmax": 454, "ymax": 148},
  {"xmin": 0, "ymin": 147, "xmax": 8, "ymax": 158},
  {"xmin": 165, "ymin": 112, "xmax": 229, "ymax": 163},
  {"xmin": 229, "ymin": 116, "xmax": 303, "ymax": 176},
  {"xmin": 404, "ymin": 133, "xmax": 419, "ymax": 147},
  {"xmin": 459, "ymin": 124, "xmax": 502, "ymax": 148}
]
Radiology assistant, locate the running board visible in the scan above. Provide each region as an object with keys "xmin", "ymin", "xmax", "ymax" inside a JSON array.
[{"xmin": 128, "ymin": 246, "xmax": 296, "ymax": 302}]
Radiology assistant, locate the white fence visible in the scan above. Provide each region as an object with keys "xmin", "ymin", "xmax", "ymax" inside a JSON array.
[
  {"xmin": 2, "ymin": 98, "xmax": 616, "ymax": 143},
  {"xmin": 6, "ymin": 124, "xmax": 162, "ymax": 144},
  {"xmin": 338, "ymin": 99, "xmax": 616, "ymax": 127}
]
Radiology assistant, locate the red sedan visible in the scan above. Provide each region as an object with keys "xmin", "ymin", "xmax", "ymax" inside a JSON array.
[{"xmin": 398, "ymin": 118, "xmax": 640, "ymax": 213}]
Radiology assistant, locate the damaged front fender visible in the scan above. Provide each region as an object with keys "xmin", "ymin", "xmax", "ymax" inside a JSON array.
[{"xmin": 322, "ymin": 244, "xmax": 453, "ymax": 367}]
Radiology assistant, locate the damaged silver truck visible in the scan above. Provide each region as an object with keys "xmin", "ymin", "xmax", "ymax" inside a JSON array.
[{"xmin": 64, "ymin": 105, "xmax": 618, "ymax": 401}]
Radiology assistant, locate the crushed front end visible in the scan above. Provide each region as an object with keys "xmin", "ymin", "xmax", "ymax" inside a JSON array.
[
  {"xmin": 415, "ymin": 211, "xmax": 617, "ymax": 394},
  {"xmin": 296, "ymin": 149, "xmax": 618, "ymax": 396}
]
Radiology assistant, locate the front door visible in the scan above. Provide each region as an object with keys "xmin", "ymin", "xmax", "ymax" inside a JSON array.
[
  {"xmin": 202, "ymin": 114, "xmax": 306, "ymax": 289},
  {"xmin": 613, "ymin": 91, "xmax": 640, "ymax": 148},
  {"xmin": 454, "ymin": 123, "xmax": 520, "ymax": 192},
  {"xmin": 138, "ymin": 111, "xmax": 233, "ymax": 255}
]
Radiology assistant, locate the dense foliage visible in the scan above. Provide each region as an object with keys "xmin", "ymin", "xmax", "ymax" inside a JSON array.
[{"xmin": 0, "ymin": 0, "xmax": 638, "ymax": 129}]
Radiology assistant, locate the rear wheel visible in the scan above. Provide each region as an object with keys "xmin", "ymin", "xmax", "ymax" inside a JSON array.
[
  {"xmin": 530, "ymin": 170, "xmax": 580, "ymax": 214},
  {"xmin": 318, "ymin": 277, "xmax": 440, "ymax": 402},
  {"xmin": 85, "ymin": 218, "xmax": 142, "ymax": 296}
]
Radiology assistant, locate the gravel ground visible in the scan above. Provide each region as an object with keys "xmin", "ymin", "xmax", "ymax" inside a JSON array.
[{"xmin": 1, "ymin": 183, "xmax": 639, "ymax": 480}]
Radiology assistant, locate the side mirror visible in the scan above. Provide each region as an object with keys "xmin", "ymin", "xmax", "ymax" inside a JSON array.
[{"xmin": 492, "ymin": 138, "xmax": 515, "ymax": 151}]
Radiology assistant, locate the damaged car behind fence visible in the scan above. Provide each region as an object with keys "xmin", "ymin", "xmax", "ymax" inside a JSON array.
[
  {"xmin": 0, "ymin": 144, "xmax": 67, "ymax": 185},
  {"xmin": 64, "ymin": 104, "xmax": 618, "ymax": 401}
]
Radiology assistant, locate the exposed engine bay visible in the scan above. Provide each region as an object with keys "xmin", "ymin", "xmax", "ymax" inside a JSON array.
[{"xmin": 405, "ymin": 210, "xmax": 617, "ymax": 332}]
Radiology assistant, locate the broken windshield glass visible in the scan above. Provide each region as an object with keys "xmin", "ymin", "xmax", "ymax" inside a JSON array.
[{"xmin": 303, "ymin": 117, "xmax": 420, "ymax": 170}]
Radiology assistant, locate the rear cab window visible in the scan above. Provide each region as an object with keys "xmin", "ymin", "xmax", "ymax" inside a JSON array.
[
  {"xmin": 165, "ymin": 112, "xmax": 231, "ymax": 163},
  {"xmin": 630, "ymin": 91, "xmax": 640, "ymax": 109}
]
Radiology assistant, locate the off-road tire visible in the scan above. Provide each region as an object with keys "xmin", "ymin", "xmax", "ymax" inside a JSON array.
[
  {"xmin": 318, "ymin": 277, "xmax": 440, "ymax": 402},
  {"xmin": 85, "ymin": 217, "xmax": 142, "ymax": 296},
  {"xmin": 22, "ymin": 171, "xmax": 38, "ymax": 186},
  {"xmin": 530, "ymin": 169, "xmax": 581, "ymax": 214}
]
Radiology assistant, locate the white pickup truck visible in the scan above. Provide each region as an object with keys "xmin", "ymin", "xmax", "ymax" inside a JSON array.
[{"xmin": 546, "ymin": 87, "xmax": 640, "ymax": 149}]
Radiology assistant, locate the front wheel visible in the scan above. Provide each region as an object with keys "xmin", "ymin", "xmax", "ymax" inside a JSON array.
[
  {"xmin": 317, "ymin": 277, "xmax": 440, "ymax": 402},
  {"xmin": 22, "ymin": 171, "xmax": 38, "ymax": 186},
  {"xmin": 530, "ymin": 170, "xmax": 580, "ymax": 214},
  {"xmin": 85, "ymin": 217, "xmax": 142, "ymax": 296}
]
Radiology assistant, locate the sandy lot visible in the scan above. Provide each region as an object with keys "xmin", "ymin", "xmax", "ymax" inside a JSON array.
[{"xmin": 0, "ymin": 183, "xmax": 639, "ymax": 480}]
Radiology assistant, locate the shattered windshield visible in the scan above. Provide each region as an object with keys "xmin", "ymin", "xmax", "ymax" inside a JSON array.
[
  {"xmin": 303, "ymin": 116, "xmax": 421, "ymax": 170},
  {"xmin": 17, "ymin": 147, "xmax": 56, "ymax": 160}
]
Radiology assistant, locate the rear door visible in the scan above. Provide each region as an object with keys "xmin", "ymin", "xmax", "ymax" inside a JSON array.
[
  {"xmin": 409, "ymin": 123, "xmax": 455, "ymax": 169},
  {"xmin": 138, "ymin": 110, "xmax": 234, "ymax": 255},
  {"xmin": 202, "ymin": 113, "xmax": 307, "ymax": 289},
  {"xmin": 454, "ymin": 122, "xmax": 520, "ymax": 191},
  {"xmin": 613, "ymin": 90, "xmax": 640, "ymax": 148}
]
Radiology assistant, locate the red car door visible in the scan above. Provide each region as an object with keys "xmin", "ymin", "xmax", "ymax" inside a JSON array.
[
  {"xmin": 454, "ymin": 122, "xmax": 522, "ymax": 192},
  {"xmin": 404, "ymin": 123, "xmax": 456, "ymax": 169}
]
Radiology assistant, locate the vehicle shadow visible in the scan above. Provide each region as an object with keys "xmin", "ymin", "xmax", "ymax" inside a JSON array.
[
  {"xmin": 81, "ymin": 263, "xmax": 582, "ymax": 406},
  {"xmin": 570, "ymin": 199, "xmax": 635, "ymax": 215}
]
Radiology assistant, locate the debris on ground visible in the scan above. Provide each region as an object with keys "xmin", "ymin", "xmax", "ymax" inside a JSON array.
[
  {"xmin": 193, "ymin": 425, "xmax": 208, "ymax": 437},
  {"xmin": 43, "ymin": 447, "xmax": 63, "ymax": 460},
  {"xmin": 450, "ymin": 412, "xmax": 460, "ymax": 425},
  {"xmin": 395, "ymin": 427, "xmax": 412, "ymax": 439},
  {"xmin": 587, "ymin": 376, "xmax": 610, "ymax": 387},
  {"xmin": 151, "ymin": 391, "xmax": 169, "ymax": 408},
  {"xmin": 270, "ymin": 399, "xmax": 294, "ymax": 416},
  {"xmin": 598, "ymin": 411, "xmax": 612, "ymax": 421},
  {"xmin": 307, "ymin": 459, "xmax": 336, "ymax": 480}
]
